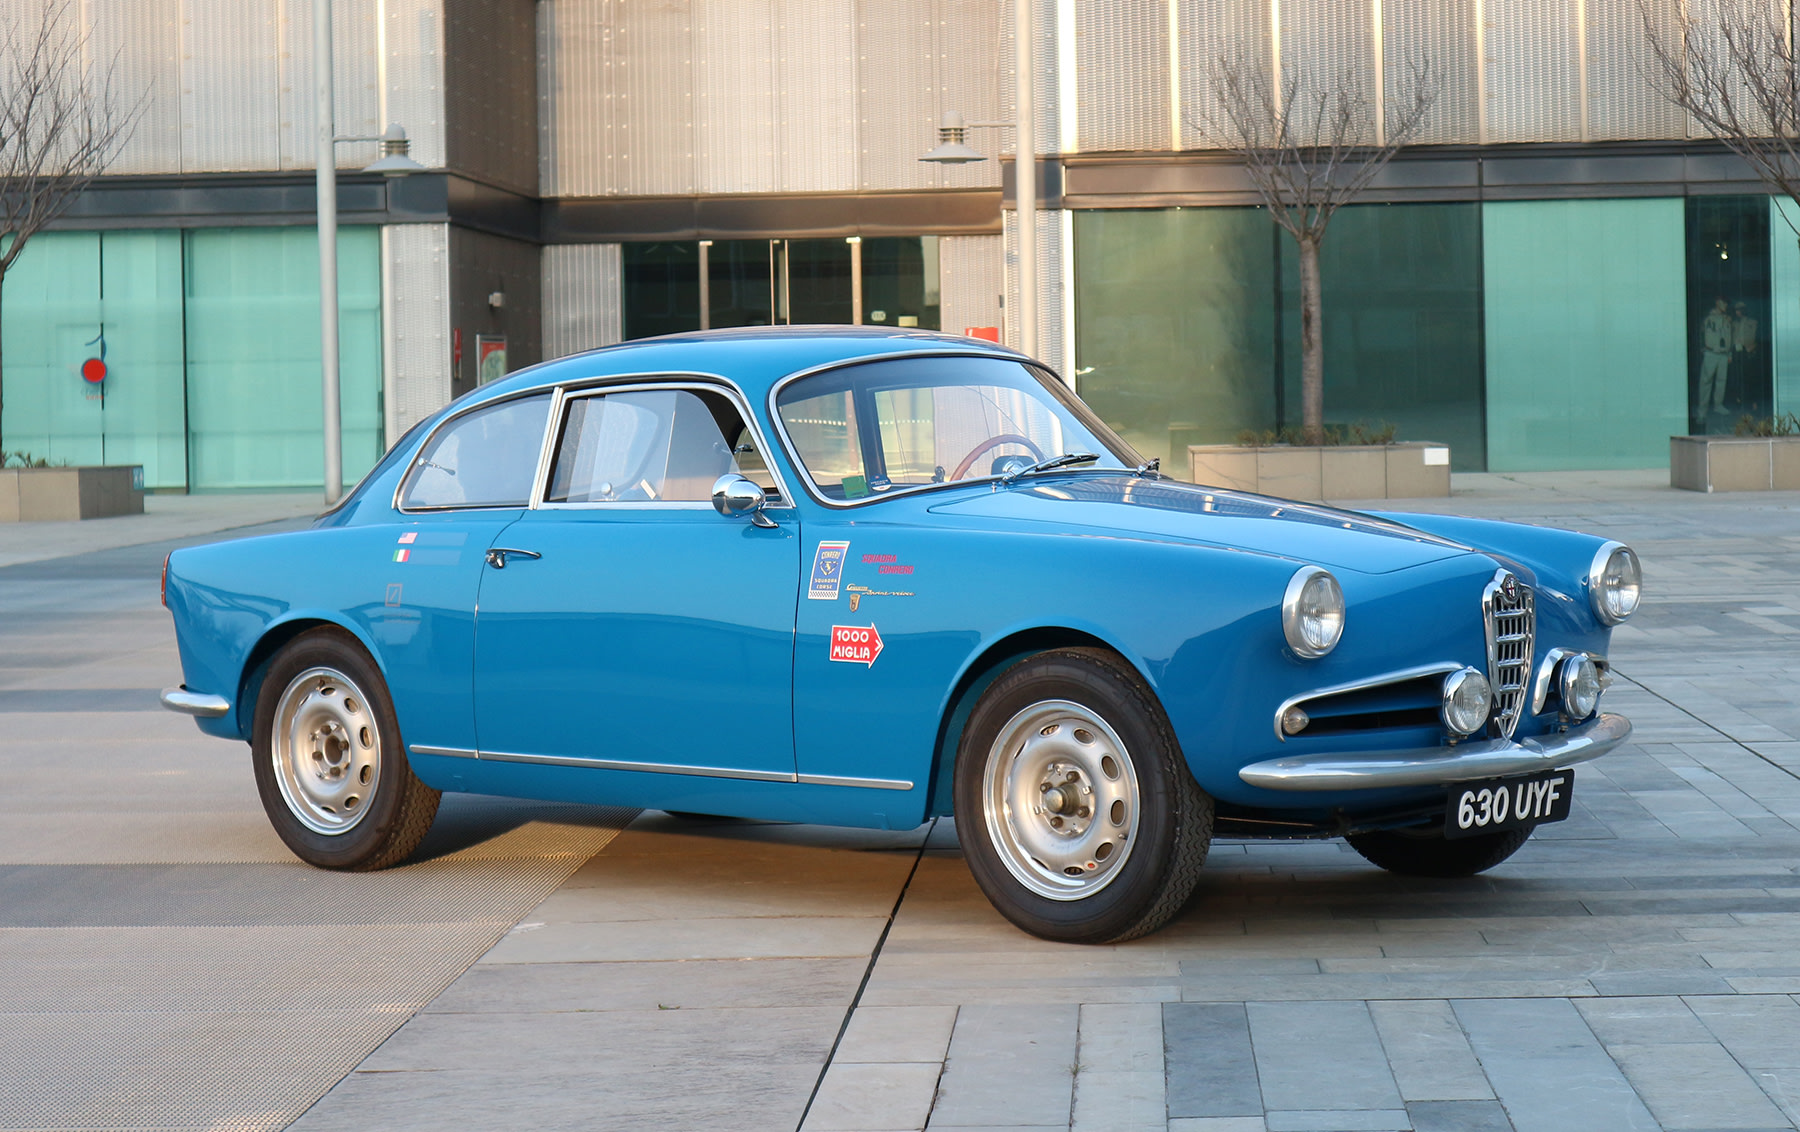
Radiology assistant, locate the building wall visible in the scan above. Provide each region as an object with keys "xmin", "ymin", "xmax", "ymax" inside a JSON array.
[
  {"xmin": 448, "ymin": 228, "xmax": 542, "ymax": 397},
  {"xmin": 443, "ymin": 0, "xmax": 538, "ymax": 194},
  {"xmin": 542, "ymin": 244, "xmax": 624, "ymax": 359},
  {"xmin": 56, "ymin": 0, "xmax": 448, "ymax": 176}
]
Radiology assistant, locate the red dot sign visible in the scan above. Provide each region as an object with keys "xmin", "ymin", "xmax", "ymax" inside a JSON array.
[{"xmin": 80, "ymin": 357, "xmax": 106, "ymax": 384}]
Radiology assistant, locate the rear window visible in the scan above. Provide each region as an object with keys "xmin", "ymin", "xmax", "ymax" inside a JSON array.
[{"xmin": 399, "ymin": 394, "xmax": 552, "ymax": 509}]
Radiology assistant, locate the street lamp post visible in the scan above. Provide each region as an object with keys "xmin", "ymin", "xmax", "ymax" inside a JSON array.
[
  {"xmin": 920, "ymin": 0, "xmax": 1037, "ymax": 358},
  {"xmin": 315, "ymin": 0, "xmax": 423, "ymax": 506}
]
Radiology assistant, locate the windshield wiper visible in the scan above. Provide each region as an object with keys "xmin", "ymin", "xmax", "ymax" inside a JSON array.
[{"xmin": 1000, "ymin": 452, "xmax": 1099, "ymax": 484}]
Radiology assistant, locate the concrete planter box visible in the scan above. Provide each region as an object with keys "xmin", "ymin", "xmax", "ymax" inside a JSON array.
[
  {"xmin": 1669, "ymin": 435, "xmax": 1800, "ymax": 492},
  {"xmin": 0, "ymin": 466, "xmax": 145, "ymax": 521},
  {"xmin": 1188, "ymin": 442, "xmax": 1452, "ymax": 501}
]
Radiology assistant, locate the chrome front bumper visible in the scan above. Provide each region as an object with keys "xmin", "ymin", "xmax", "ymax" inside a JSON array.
[
  {"xmin": 160, "ymin": 686, "xmax": 231, "ymax": 718},
  {"xmin": 1237, "ymin": 712, "xmax": 1631, "ymax": 791}
]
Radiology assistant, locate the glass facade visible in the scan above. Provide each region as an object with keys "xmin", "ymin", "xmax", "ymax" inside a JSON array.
[
  {"xmin": 1075, "ymin": 204, "xmax": 1484, "ymax": 473},
  {"xmin": 1686, "ymin": 196, "xmax": 1773, "ymax": 431},
  {"xmin": 1482, "ymin": 199, "xmax": 1686, "ymax": 471},
  {"xmin": 1, "ymin": 227, "xmax": 383, "ymax": 491},
  {"xmin": 621, "ymin": 237, "xmax": 940, "ymax": 340}
]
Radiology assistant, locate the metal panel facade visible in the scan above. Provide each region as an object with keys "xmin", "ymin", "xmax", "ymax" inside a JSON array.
[
  {"xmin": 89, "ymin": 0, "xmax": 182, "ymax": 175},
  {"xmin": 1384, "ymin": 0, "xmax": 1479, "ymax": 145},
  {"xmin": 542, "ymin": 244, "xmax": 625, "ymax": 358},
  {"xmin": 1076, "ymin": 0, "xmax": 1171, "ymax": 153},
  {"xmin": 382, "ymin": 223, "xmax": 452, "ymax": 437},
  {"xmin": 179, "ymin": 0, "xmax": 282, "ymax": 171},
  {"xmin": 1003, "ymin": 208, "xmax": 1067, "ymax": 377},
  {"xmin": 279, "ymin": 0, "xmax": 383, "ymax": 171},
  {"xmin": 443, "ymin": 0, "xmax": 539, "ymax": 194},
  {"xmin": 1587, "ymin": 0, "xmax": 1685, "ymax": 141},
  {"xmin": 1484, "ymin": 0, "xmax": 1583, "ymax": 143},
  {"xmin": 940, "ymin": 234, "xmax": 1003, "ymax": 338},
  {"xmin": 1178, "ymin": 0, "xmax": 1272, "ymax": 149},
  {"xmin": 695, "ymin": 0, "xmax": 776, "ymax": 193}
]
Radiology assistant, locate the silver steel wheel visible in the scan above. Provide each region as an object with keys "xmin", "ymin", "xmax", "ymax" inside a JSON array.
[
  {"xmin": 982, "ymin": 698, "xmax": 1142, "ymax": 901},
  {"xmin": 270, "ymin": 666, "xmax": 383, "ymax": 836}
]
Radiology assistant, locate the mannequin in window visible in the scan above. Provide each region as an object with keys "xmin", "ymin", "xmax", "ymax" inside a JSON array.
[
  {"xmin": 1732, "ymin": 300, "xmax": 1759, "ymax": 412},
  {"xmin": 1698, "ymin": 296, "xmax": 1733, "ymax": 426}
]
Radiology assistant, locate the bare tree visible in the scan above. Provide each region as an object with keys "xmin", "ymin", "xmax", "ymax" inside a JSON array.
[
  {"xmin": 1641, "ymin": 0, "xmax": 1800, "ymax": 239},
  {"xmin": 0, "ymin": 0, "xmax": 140, "ymax": 447},
  {"xmin": 1203, "ymin": 54, "xmax": 1438, "ymax": 444}
]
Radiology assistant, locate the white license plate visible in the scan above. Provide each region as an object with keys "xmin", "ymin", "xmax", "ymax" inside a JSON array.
[{"xmin": 1444, "ymin": 770, "xmax": 1573, "ymax": 839}]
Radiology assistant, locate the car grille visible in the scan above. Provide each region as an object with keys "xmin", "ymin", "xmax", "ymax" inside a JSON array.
[{"xmin": 1484, "ymin": 570, "xmax": 1535, "ymax": 739}]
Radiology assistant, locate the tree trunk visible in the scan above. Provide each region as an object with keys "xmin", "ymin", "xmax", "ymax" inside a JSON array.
[{"xmin": 1297, "ymin": 234, "xmax": 1324, "ymax": 444}]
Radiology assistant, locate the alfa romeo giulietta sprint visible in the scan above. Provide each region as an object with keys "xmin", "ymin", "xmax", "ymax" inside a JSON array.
[{"xmin": 161, "ymin": 328, "xmax": 1638, "ymax": 943}]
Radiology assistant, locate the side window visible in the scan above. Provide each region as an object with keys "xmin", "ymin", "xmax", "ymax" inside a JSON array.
[
  {"xmin": 546, "ymin": 388, "xmax": 754, "ymax": 504},
  {"xmin": 400, "ymin": 394, "xmax": 552, "ymax": 509}
]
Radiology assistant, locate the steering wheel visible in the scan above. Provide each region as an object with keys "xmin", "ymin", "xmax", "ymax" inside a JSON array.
[{"xmin": 949, "ymin": 434, "xmax": 1045, "ymax": 481}]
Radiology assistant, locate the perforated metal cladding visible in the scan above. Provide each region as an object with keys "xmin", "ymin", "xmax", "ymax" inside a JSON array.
[
  {"xmin": 1177, "ymin": 0, "xmax": 1272, "ymax": 149},
  {"xmin": 1003, "ymin": 208, "xmax": 1068, "ymax": 375},
  {"xmin": 1000, "ymin": 0, "xmax": 1062, "ymax": 155},
  {"xmin": 1587, "ymin": 0, "xmax": 1686, "ymax": 140},
  {"xmin": 776, "ymin": 0, "xmax": 858, "ymax": 192},
  {"xmin": 88, "ymin": 0, "xmax": 181, "ymax": 175},
  {"xmin": 1485, "ymin": 0, "xmax": 1583, "ymax": 142},
  {"xmin": 934, "ymin": 0, "xmax": 1008, "ymax": 190},
  {"xmin": 1280, "ymin": 0, "xmax": 1377, "ymax": 137},
  {"xmin": 179, "ymin": 0, "xmax": 281, "ymax": 171},
  {"xmin": 543, "ymin": 243, "xmax": 625, "ymax": 358},
  {"xmin": 1076, "ymin": 0, "xmax": 1171, "ymax": 152},
  {"xmin": 695, "ymin": 0, "xmax": 772, "ymax": 193},
  {"xmin": 1383, "ymin": 0, "xmax": 1479, "ymax": 144},
  {"xmin": 384, "ymin": 223, "xmax": 453, "ymax": 436},
  {"xmin": 444, "ymin": 0, "xmax": 539, "ymax": 194},
  {"xmin": 940, "ymin": 234, "xmax": 1004, "ymax": 336},
  {"xmin": 385, "ymin": 0, "xmax": 448, "ymax": 168},
  {"xmin": 278, "ymin": 0, "xmax": 383, "ymax": 171}
]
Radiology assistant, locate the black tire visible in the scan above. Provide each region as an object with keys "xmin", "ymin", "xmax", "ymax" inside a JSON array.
[
  {"xmin": 952, "ymin": 648, "xmax": 1212, "ymax": 943},
  {"xmin": 251, "ymin": 627, "xmax": 440, "ymax": 870},
  {"xmin": 1346, "ymin": 824, "xmax": 1533, "ymax": 878}
]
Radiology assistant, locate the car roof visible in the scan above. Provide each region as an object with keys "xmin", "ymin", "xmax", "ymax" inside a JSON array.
[{"xmin": 469, "ymin": 326, "xmax": 1029, "ymax": 410}]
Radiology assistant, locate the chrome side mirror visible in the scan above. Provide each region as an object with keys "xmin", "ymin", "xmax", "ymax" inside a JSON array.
[{"xmin": 712, "ymin": 473, "xmax": 777, "ymax": 528}]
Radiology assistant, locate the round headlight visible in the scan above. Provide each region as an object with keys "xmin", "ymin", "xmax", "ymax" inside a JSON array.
[
  {"xmin": 1558, "ymin": 654, "xmax": 1601, "ymax": 720},
  {"xmin": 1442, "ymin": 667, "xmax": 1493, "ymax": 736},
  {"xmin": 1588, "ymin": 542, "xmax": 1641, "ymax": 626},
  {"xmin": 1282, "ymin": 566, "xmax": 1345, "ymax": 658}
]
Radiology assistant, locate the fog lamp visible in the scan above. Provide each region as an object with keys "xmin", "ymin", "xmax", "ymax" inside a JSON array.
[
  {"xmin": 1281, "ymin": 706, "xmax": 1310, "ymax": 736},
  {"xmin": 1558, "ymin": 654, "xmax": 1601, "ymax": 720},
  {"xmin": 1442, "ymin": 667, "xmax": 1492, "ymax": 737}
]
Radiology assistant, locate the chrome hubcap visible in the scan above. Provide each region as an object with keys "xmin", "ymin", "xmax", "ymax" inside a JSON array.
[
  {"xmin": 983, "ymin": 699, "xmax": 1140, "ymax": 901},
  {"xmin": 272, "ymin": 667, "xmax": 381, "ymax": 835}
]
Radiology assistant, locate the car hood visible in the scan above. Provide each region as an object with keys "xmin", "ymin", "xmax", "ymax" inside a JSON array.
[{"xmin": 925, "ymin": 474, "xmax": 1473, "ymax": 575}]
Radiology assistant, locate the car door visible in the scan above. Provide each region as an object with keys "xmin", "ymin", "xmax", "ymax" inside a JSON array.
[
  {"xmin": 471, "ymin": 382, "xmax": 800, "ymax": 784},
  {"xmin": 375, "ymin": 392, "xmax": 553, "ymax": 758}
]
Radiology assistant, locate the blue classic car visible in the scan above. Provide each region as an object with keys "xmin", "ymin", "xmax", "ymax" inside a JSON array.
[{"xmin": 160, "ymin": 328, "xmax": 1639, "ymax": 943}]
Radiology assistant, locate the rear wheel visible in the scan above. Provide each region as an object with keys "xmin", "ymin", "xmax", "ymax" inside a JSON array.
[
  {"xmin": 1346, "ymin": 824, "xmax": 1533, "ymax": 877},
  {"xmin": 252, "ymin": 627, "xmax": 440, "ymax": 870},
  {"xmin": 953, "ymin": 648, "xmax": 1212, "ymax": 943}
]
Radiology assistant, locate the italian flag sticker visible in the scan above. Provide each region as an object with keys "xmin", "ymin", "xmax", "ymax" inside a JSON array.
[{"xmin": 393, "ymin": 548, "xmax": 410, "ymax": 563}]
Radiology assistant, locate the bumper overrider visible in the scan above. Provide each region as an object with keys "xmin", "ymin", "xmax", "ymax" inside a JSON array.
[
  {"xmin": 160, "ymin": 686, "xmax": 231, "ymax": 718},
  {"xmin": 1238, "ymin": 711, "xmax": 1631, "ymax": 791}
]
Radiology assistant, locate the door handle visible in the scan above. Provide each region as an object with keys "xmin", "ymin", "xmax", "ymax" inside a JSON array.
[{"xmin": 485, "ymin": 547, "xmax": 542, "ymax": 569}]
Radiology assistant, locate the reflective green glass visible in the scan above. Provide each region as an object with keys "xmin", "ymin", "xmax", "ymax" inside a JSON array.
[
  {"xmin": 1278, "ymin": 203, "xmax": 1485, "ymax": 470},
  {"xmin": 184, "ymin": 227, "xmax": 382, "ymax": 491},
  {"xmin": 1772, "ymin": 198, "xmax": 1800, "ymax": 416},
  {"xmin": 1482, "ymin": 199, "xmax": 1686, "ymax": 470},
  {"xmin": 1686, "ymin": 196, "xmax": 1772, "ymax": 431},
  {"xmin": 1, "ymin": 231, "xmax": 188, "ymax": 487},
  {"xmin": 1073, "ymin": 208, "xmax": 1277, "ymax": 472}
]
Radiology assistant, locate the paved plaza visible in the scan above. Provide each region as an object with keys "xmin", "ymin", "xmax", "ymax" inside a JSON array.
[{"xmin": 4, "ymin": 472, "xmax": 1800, "ymax": 1131}]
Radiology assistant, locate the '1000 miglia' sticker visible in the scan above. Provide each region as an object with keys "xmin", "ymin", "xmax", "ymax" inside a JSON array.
[{"xmin": 830, "ymin": 624, "xmax": 884, "ymax": 666}]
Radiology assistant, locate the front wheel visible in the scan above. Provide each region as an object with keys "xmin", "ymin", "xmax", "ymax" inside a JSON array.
[
  {"xmin": 953, "ymin": 648, "xmax": 1212, "ymax": 943},
  {"xmin": 1346, "ymin": 824, "xmax": 1533, "ymax": 877},
  {"xmin": 252, "ymin": 627, "xmax": 440, "ymax": 870}
]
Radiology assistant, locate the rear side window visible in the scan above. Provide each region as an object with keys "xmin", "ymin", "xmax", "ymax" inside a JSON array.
[{"xmin": 399, "ymin": 394, "xmax": 552, "ymax": 509}]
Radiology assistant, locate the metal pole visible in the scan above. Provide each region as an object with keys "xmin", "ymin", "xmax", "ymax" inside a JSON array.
[
  {"xmin": 1015, "ymin": 0, "xmax": 1038, "ymax": 359},
  {"xmin": 316, "ymin": 0, "xmax": 343, "ymax": 505},
  {"xmin": 698, "ymin": 240, "xmax": 711, "ymax": 330},
  {"xmin": 848, "ymin": 236, "xmax": 863, "ymax": 325}
]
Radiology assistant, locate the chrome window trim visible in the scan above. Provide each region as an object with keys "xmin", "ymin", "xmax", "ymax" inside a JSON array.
[
  {"xmin": 406, "ymin": 744, "xmax": 913, "ymax": 791},
  {"xmin": 541, "ymin": 377, "xmax": 798, "ymax": 511},
  {"xmin": 1272, "ymin": 662, "xmax": 1464, "ymax": 742},
  {"xmin": 392, "ymin": 388, "xmax": 560, "ymax": 514},
  {"xmin": 525, "ymin": 385, "xmax": 567, "ymax": 510},
  {"xmin": 764, "ymin": 349, "xmax": 1133, "ymax": 511}
]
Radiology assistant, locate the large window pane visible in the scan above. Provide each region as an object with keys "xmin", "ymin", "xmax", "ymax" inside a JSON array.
[
  {"xmin": 0, "ymin": 231, "xmax": 188, "ymax": 489},
  {"xmin": 1279, "ymin": 203, "xmax": 1486, "ymax": 470},
  {"xmin": 1074, "ymin": 208, "xmax": 1277, "ymax": 472},
  {"xmin": 622, "ymin": 242, "xmax": 702, "ymax": 339},
  {"xmin": 1483, "ymin": 199, "xmax": 1686, "ymax": 470},
  {"xmin": 184, "ymin": 227, "xmax": 382, "ymax": 490},
  {"xmin": 1687, "ymin": 196, "xmax": 1772, "ymax": 430}
]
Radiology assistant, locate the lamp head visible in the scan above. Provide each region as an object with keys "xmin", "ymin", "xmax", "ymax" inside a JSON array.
[
  {"xmin": 921, "ymin": 111, "xmax": 986, "ymax": 165},
  {"xmin": 362, "ymin": 123, "xmax": 427, "ymax": 177}
]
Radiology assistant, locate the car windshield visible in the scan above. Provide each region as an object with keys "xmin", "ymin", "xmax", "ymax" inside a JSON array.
[{"xmin": 775, "ymin": 355, "xmax": 1138, "ymax": 502}]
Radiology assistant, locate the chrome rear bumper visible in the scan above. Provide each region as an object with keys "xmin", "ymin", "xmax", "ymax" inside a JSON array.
[
  {"xmin": 160, "ymin": 686, "xmax": 231, "ymax": 718},
  {"xmin": 1237, "ymin": 712, "xmax": 1630, "ymax": 791}
]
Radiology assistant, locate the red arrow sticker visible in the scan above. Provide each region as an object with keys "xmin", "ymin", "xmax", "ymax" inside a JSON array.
[{"xmin": 829, "ymin": 624, "xmax": 884, "ymax": 667}]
